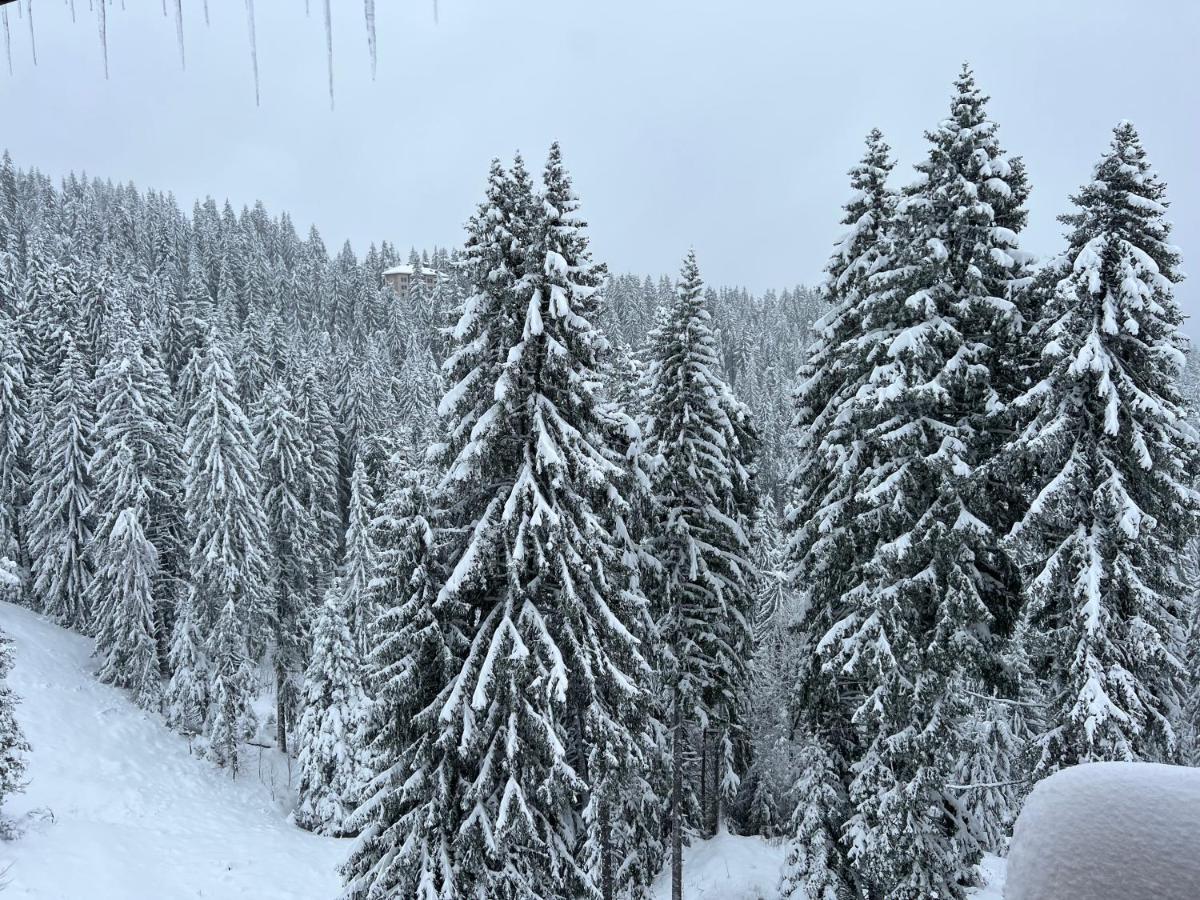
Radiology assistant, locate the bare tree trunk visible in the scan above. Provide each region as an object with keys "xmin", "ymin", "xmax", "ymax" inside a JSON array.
[
  {"xmin": 275, "ymin": 666, "xmax": 288, "ymax": 754},
  {"xmin": 600, "ymin": 796, "xmax": 613, "ymax": 900},
  {"xmin": 699, "ymin": 725, "xmax": 708, "ymax": 838},
  {"xmin": 672, "ymin": 689, "xmax": 684, "ymax": 900}
]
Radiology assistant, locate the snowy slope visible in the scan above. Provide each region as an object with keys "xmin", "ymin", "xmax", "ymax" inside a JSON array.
[{"xmin": 0, "ymin": 601, "xmax": 348, "ymax": 900}]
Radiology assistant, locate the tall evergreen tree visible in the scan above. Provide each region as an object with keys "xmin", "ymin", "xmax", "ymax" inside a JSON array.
[
  {"xmin": 642, "ymin": 250, "xmax": 756, "ymax": 896},
  {"xmin": 341, "ymin": 454, "xmax": 377, "ymax": 655},
  {"xmin": 207, "ymin": 596, "xmax": 258, "ymax": 775},
  {"xmin": 88, "ymin": 314, "xmax": 185, "ymax": 675},
  {"xmin": 256, "ymin": 378, "xmax": 319, "ymax": 753},
  {"xmin": 92, "ymin": 499, "xmax": 162, "ymax": 709},
  {"xmin": 0, "ymin": 312, "xmax": 28, "ymax": 583},
  {"xmin": 27, "ymin": 330, "xmax": 95, "ymax": 630},
  {"xmin": 786, "ymin": 68, "xmax": 1031, "ymax": 899},
  {"xmin": 172, "ymin": 340, "xmax": 272, "ymax": 737},
  {"xmin": 295, "ymin": 587, "xmax": 366, "ymax": 836},
  {"xmin": 1007, "ymin": 122, "xmax": 1198, "ymax": 772},
  {"xmin": 343, "ymin": 459, "xmax": 453, "ymax": 900}
]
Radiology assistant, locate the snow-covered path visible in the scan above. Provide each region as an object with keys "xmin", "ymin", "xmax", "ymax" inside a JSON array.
[{"xmin": 0, "ymin": 601, "xmax": 348, "ymax": 900}]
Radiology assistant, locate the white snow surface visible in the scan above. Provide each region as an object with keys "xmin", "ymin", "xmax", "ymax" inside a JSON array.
[
  {"xmin": 650, "ymin": 827, "xmax": 787, "ymax": 900},
  {"xmin": 0, "ymin": 601, "xmax": 348, "ymax": 900},
  {"xmin": 1006, "ymin": 762, "xmax": 1200, "ymax": 900}
]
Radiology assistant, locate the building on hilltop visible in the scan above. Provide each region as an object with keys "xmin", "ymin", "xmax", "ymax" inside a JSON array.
[{"xmin": 381, "ymin": 264, "xmax": 439, "ymax": 295}]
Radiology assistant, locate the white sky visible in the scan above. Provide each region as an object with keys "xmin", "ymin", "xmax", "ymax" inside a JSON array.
[{"xmin": 2, "ymin": 0, "xmax": 1198, "ymax": 331}]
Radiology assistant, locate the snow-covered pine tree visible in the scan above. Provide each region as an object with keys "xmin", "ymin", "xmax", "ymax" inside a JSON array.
[
  {"xmin": 439, "ymin": 146, "xmax": 648, "ymax": 899},
  {"xmin": 346, "ymin": 149, "xmax": 651, "ymax": 900},
  {"xmin": 741, "ymin": 495, "xmax": 799, "ymax": 840},
  {"xmin": 1008, "ymin": 122, "xmax": 1198, "ymax": 772},
  {"xmin": 340, "ymin": 453, "xmax": 376, "ymax": 654},
  {"xmin": 0, "ymin": 624, "xmax": 29, "ymax": 813},
  {"xmin": 342, "ymin": 456, "xmax": 454, "ymax": 900},
  {"xmin": 207, "ymin": 596, "xmax": 258, "ymax": 775},
  {"xmin": 832, "ymin": 68, "xmax": 1031, "ymax": 898},
  {"xmin": 290, "ymin": 360, "xmax": 342, "ymax": 600},
  {"xmin": 393, "ymin": 331, "xmax": 441, "ymax": 460},
  {"xmin": 255, "ymin": 378, "xmax": 320, "ymax": 753},
  {"xmin": 786, "ymin": 68, "xmax": 1032, "ymax": 899},
  {"xmin": 172, "ymin": 339, "xmax": 272, "ymax": 739},
  {"xmin": 91, "ymin": 497, "xmax": 162, "ymax": 709},
  {"xmin": 165, "ymin": 592, "xmax": 208, "ymax": 740},
  {"xmin": 0, "ymin": 311, "xmax": 27, "ymax": 585},
  {"xmin": 27, "ymin": 329, "xmax": 95, "ymax": 630},
  {"xmin": 88, "ymin": 313, "xmax": 185, "ymax": 677},
  {"xmin": 295, "ymin": 585, "xmax": 366, "ymax": 836},
  {"xmin": 784, "ymin": 134, "xmax": 896, "ymax": 874},
  {"xmin": 642, "ymin": 249, "xmax": 755, "ymax": 893}
]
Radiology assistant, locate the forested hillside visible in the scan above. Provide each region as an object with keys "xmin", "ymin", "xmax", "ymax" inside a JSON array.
[{"xmin": 0, "ymin": 65, "xmax": 1197, "ymax": 900}]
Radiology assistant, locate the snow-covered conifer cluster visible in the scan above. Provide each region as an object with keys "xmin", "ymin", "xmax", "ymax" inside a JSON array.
[{"xmin": 0, "ymin": 62, "xmax": 1195, "ymax": 897}]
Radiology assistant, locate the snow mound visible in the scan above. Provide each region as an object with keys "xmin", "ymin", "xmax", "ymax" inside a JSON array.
[
  {"xmin": 650, "ymin": 828, "xmax": 787, "ymax": 900},
  {"xmin": 1006, "ymin": 762, "xmax": 1200, "ymax": 900},
  {"xmin": 0, "ymin": 601, "xmax": 348, "ymax": 900}
]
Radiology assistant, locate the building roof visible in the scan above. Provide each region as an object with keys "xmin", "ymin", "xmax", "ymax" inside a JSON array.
[{"xmin": 381, "ymin": 264, "xmax": 439, "ymax": 277}]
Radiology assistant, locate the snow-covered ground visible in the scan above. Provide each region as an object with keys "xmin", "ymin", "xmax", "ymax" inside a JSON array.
[
  {"xmin": 650, "ymin": 827, "xmax": 788, "ymax": 899},
  {"xmin": 0, "ymin": 601, "xmax": 348, "ymax": 900}
]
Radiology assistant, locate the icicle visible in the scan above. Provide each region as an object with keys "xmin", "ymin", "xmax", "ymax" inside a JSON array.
[
  {"xmin": 2, "ymin": 9, "xmax": 11, "ymax": 77},
  {"xmin": 173, "ymin": 0, "xmax": 184, "ymax": 68},
  {"xmin": 69, "ymin": 0, "xmax": 75, "ymax": 26},
  {"xmin": 96, "ymin": 0, "xmax": 107, "ymax": 79},
  {"xmin": 363, "ymin": 0, "xmax": 375, "ymax": 80},
  {"xmin": 323, "ymin": 0, "xmax": 333, "ymax": 110},
  {"xmin": 433, "ymin": 0, "xmax": 439, "ymax": 25},
  {"xmin": 26, "ymin": 0, "xmax": 36, "ymax": 66},
  {"xmin": 203, "ymin": 0, "xmax": 208, "ymax": 27},
  {"xmin": 161, "ymin": 0, "xmax": 166, "ymax": 16},
  {"xmin": 305, "ymin": 0, "xmax": 309, "ymax": 17},
  {"xmin": 244, "ymin": 0, "xmax": 259, "ymax": 106}
]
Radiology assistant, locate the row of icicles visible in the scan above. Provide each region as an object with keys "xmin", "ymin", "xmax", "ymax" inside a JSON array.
[{"xmin": 0, "ymin": 0, "xmax": 439, "ymax": 108}]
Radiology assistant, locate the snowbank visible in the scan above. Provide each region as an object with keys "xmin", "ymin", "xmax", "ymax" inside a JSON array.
[
  {"xmin": 0, "ymin": 601, "xmax": 349, "ymax": 900},
  {"xmin": 650, "ymin": 828, "xmax": 787, "ymax": 899},
  {"xmin": 1006, "ymin": 761, "xmax": 1200, "ymax": 899}
]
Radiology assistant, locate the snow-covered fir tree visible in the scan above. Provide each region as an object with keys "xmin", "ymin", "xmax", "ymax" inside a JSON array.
[
  {"xmin": 91, "ymin": 499, "xmax": 162, "ymax": 709},
  {"xmin": 207, "ymin": 596, "xmax": 258, "ymax": 775},
  {"xmin": 88, "ymin": 311, "xmax": 185, "ymax": 681},
  {"xmin": 642, "ymin": 249, "xmax": 756, "ymax": 892},
  {"xmin": 786, "ymin": 68, "xmax": 1032, "ymax": 899},
  {"xmin": 295, "ymin": 586, "xmax": 366, "ymax": 836},
  {"xmin": 256, "ymin": 378, "xmax": 320, "ymax": 752},
  {"xmin": 340, "ymin": 453, "xmax": 377, "ymax": 654},
  {"xmin": 342, "ymin": 457, "xmax": 452, "ymax": 900},
  {"xmin": 0, "ymin": 310, "xmax": 27, "ymax": 583},
  {"xmin": 1007, "ymin": 122, "xmax": 1198, "ymax": 772},
  {"xmin": 0, "ymin": 624, "xmax": 29, "ymax": 814},
  {"xmin": 27, "ymin": 330, "xmax": 95, "ymax": 630},
  {"xmin": 346, "ymin": 148, "xmax": 653, "ymax": 900},
  {"xmin": 784, "ymin": 133, "xmax": 897, "ymax": 878},
  {"xmin": 171, "ymin": 339, "xmax": 272, "ymax": 740}
]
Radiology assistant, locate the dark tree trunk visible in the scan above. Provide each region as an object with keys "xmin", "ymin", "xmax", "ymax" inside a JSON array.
[{"xmin": 672, "ymin": 689, "xmax": 684, "ymax": 900}]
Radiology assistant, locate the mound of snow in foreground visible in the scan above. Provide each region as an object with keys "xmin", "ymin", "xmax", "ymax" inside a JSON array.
[
  {"xmin": 0, "ymin": 601, "xmax": 348, "ymax": 900},
  {"xmin": 1006, "ymin": 761, "xmax": 1200, "ymax": 900}
]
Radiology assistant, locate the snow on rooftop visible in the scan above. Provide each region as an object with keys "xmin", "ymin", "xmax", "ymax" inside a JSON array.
[{"xmin": 381, "ymin": 264, "xmax": 438, "ymax": 277}]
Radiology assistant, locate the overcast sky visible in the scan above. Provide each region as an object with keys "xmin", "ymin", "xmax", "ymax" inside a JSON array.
[{"xmin": 2, "ymin": 0, "xmax": 1198, "ymax": 331}]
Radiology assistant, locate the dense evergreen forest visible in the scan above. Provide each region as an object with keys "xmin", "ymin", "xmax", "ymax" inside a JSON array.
[{"xmin": 0, "ymin": 66, "xmax": 1197, "ymax": 900}]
